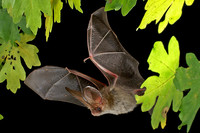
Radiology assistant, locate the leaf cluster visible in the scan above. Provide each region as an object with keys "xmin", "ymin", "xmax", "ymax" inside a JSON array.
[
  {"xmin": 0, "ymin": 0, "xmax": 83, "ymax": 93},
  {"xmin": 105, "ymin": 0, "xmax": 195, "ymax": 33},
  {"xmin": 0, "ymin": 0, "xmax": 82, "ymax": 118},
  {"xmin": 136, "ymin": 36, "xmax": 200, "ymax": 132},
  {"xmin": 0, "ymin": 6, "xmax": 40, "ymax": 93}
]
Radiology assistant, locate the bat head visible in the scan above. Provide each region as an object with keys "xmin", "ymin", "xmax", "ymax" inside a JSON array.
[
  {"xmin": 66, "ymin": 86, "xmax": 105, "ymax": 116},
  {"xmin": 83, "ymin": 86, "xmax": 105, "ymax": 116}
]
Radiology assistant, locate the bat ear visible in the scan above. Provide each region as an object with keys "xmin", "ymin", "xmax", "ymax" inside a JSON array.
[
  {"xmin": 83, "ymin": 86, "xmax": 102, "ymax": 104},
  {"xmin": 66, "ymin": 87, "xmax": 88, "ymax": 106}
]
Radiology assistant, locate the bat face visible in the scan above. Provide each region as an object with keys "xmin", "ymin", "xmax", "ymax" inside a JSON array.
[
  {"xmin": 87, "ymin": 99, "xmax": 105, "ymax": 116},
  {"xmin": 24, "ymin": 7, "xmax": 145, "ymax": 116}
]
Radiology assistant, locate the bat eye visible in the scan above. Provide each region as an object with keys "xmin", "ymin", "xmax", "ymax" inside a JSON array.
[
  {"xmin": 91, "ymin": 107, "xmax": 102, "ymax": 116},
  {"xmin": 96, "ymin": 107, "xmax": 102, "ymax": 112}
]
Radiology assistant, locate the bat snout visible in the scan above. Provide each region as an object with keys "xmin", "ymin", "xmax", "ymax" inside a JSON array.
[{"xmin": 90, "ymin": 106, "xmax": 103, "ymax": 116}]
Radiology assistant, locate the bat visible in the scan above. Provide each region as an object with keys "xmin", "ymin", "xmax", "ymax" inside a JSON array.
[{"xmin": 24, "ymin": 7, "xmax": 145, "ymax": 116}]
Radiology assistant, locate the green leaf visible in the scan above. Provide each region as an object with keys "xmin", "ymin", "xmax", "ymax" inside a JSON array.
[
  {"xmin": 0, "ymin": 114, "xmax": 3, "ymax": 120},
  {"xmin": 0, "ymin": 34, "xmax": 40, "ymax": 93},
  {"xmin": 137, "ymin": 0, "xmax": 195, "ymax": 33},
  {"xmin": 65, "ymin": 0, "xmax": 83, "ymax": 13},
  {"xmin": 0, "ymin": 42, "xmax": 26, "ymax": 93},
  {"xmin": 0, "ymin": 9, "xmax": 20, "ymax": 43},
  {"xmin": 0, "ymin": 0, "xmax": 2, "ymax": 9},
  {"xmin": 0, "ymin": 7, "xmax": 35, "ymax": 93},
  {"xmin": 105, "ymin": 0, "xmax": 137, "ymax": 16},
  {"xmin": 45, "ymin": 0, "xmax": 63, "ymax": 41},
  {"xmin": 0, "ymin": 9, "xmax": 33, "ymax": 44},
  {"xmin": 174, "ymin": 53, "xmax": 200, "ymax": 132},
  {"xmin": 18, "ymin": 16, "xmax": 33, "ymax": 35},
  {"xmin": 16, "ymin": 34, "xmax": 41, "ymax": 69},
  {"xmin": 135, "ymin": 36, "xmax": 183, "ymax": 129},
  {"xmin": 2, "ymin": 0, "xmax": 52, "ymax": 35}
]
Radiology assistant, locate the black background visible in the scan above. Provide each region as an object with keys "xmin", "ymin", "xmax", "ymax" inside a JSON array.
[{"xmin": 0, "ymin": 0, "xmax": 200, "ymax": 132}]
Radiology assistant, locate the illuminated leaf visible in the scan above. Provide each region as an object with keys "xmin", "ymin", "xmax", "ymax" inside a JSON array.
[
  {"xmin": 0, "ymin": 41, "xmax": 26, "ymax": 93},
  {"xmin": 135, "ymin": 36, "xmax": 183, "ymax": 129},
  {"xmin": 16, "ymin": 34, "xmax": 41, "ymax": 69},
  {"xmin": 2, "ymin": 0, "xmax": 52, "ymax": 35},
  {"xmin": 0, "ymin": 34, "xmax": 40, "ymax": 93},
  {"xmin": 137, "ymin": 0, "xmax": 195, "ymax": 33}
]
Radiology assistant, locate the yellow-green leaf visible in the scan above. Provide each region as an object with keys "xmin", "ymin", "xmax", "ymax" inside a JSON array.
[
  {"xmin": 2, "ymin": 0, "xmax": 52, "ymax": 35},
  {"xmin": 135, "ymin": 36, "xmax": 183, "ymax": 129},
  {"xmin": 0, "ymin": 114, "xmax": 3, "ymax": 120},
  {"xmin": 66, "ymin": 0, "xmax": 83, "ymax": 13},
  {"xmin": 0, "ymin": 34, "xmax": 40, "ymax": 93},
  {"xmin": 0, "ymin": 42, "xmax": 25, "ymax": 93},
  {"xmin": 137, "ymin": 0, "xmax": 195, "ymax": 33},
  {"xmin": 45, "ymin": 0, "xmax": 63, "ymax": 41},
  {"xmin": 185, "ymin": 0, "xmax": 194, "ymax": 6},
  {"xmin": 16, "ymin": 34, "xmax": 41, "ymax": 69},
  {"xmin": 158, "ymin": 0, "xmax": 184, "ymax": 33}
]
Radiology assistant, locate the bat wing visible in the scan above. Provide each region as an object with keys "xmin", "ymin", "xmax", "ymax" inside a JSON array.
[
  {"xmin": 87, "ymin": 7, "xmax": 144, "ymax": 90},
  {"xmin": 24, "ymin": 66, "xmax": 106, "ymax": 107}
]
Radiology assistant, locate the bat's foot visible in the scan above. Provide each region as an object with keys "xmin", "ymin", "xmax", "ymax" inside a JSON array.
[
  {"xmin": 83, "ymin": 57, "xmax": 90, "ymax": 63},
  {"xmin": 134, "ymin": 87, "xmax": 146, "ymax": 96}
]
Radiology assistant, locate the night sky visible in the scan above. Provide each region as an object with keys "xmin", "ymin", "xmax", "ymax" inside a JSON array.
[{"xmin": 0, "ymin": 0, "xmax": 200, "ymax": 132}]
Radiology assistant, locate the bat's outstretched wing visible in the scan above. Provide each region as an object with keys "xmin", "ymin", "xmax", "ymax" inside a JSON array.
[
  {"xmin": 87, "ymin": 7, "xmax": 144, "ymax": 90},
  {"xmin": 24, "ymin": 66, "xmax": 106, "ymax": 107}
]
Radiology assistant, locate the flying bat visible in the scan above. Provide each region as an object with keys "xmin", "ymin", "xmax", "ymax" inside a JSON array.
[{"xmin": 24, "ymin": 7, "xmax": 145, "ymax": 116}]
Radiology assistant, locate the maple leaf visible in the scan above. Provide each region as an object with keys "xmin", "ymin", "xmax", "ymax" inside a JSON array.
[
  {"xmin": 0, "ymin": 41, "xmax": 26, "ymax": 93},
  {"xmin": 0, "ymin": 34, "xmax": 40, "ymax": 93},
  {"xmin": 137, "ymin": 0, "xmax": 195, "ymax": 33},
  {"xmin": 45, "ymin": 0, "xmax": 63, "ymax": 41},
  {"xmin": 104, "ymin": 0, "xmax": 137, "ymax": 16},
  {"xmin": 16, "ymin": 34, "xmax": 41, "ymax": 69},
  {"xmin": 174, "ymin": 53, "xmax": 200, "ymax": 132},
  {"xmin": 2, "ymin": 0, "xmax": 52, "ymax": 35},
  {"xmin": 135, "ymin": 36, "xmax": 183, "ymax": 129}
]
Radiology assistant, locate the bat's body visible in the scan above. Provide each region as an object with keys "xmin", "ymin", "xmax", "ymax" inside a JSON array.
[
  {"xmin": 99, "ymin": 86, "xmax": 137, "ymax": 116},
  {"xmin": 25, "ymin": 7, "xmax": 145, "ymax": 116}
]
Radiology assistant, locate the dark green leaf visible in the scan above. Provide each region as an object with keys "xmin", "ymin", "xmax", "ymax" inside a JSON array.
[
  {"xmin": 174, "ymin": 53, "xmax": 200, "ymax": 132},
  {"xmin": 0, "ymin": 9, "xmax": 20, "ymax": 43},
  {"xmin": 105, "ymin": 0, "xmax": 137, "ymax": 16}
]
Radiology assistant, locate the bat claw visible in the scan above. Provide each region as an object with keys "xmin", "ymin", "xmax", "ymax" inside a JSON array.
[
  {"xmin": 65, "ymin": 67, "xmax": 70, "ymax": 72},
  {"xmin": 134, "ymin": 87, "xmax": 146, "ymax": 96},
  {"xmin": 83, "ymin": 57, "xmax": 90, "ymax": 63}
]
